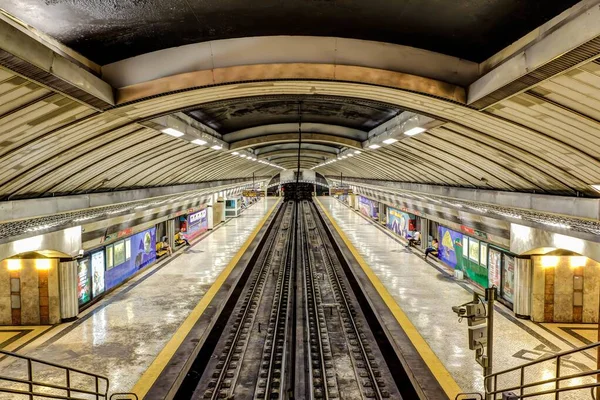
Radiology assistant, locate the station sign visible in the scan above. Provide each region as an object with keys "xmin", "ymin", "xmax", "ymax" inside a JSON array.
[
  {"xmin": 460, "ymin": 225, "xmax": 488, "ymax": 239},
  {"xmin": 331, "ymin": 188, "xmax": 353, "ymax": 195},
  {"xmin": 243, "ymin": 190, "xmax": 264, "ymax": 197}
]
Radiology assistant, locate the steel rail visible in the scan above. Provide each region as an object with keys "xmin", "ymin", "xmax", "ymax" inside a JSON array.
[
  {"xmin": 261, "ymin": 202, "xmax": 295, "ymax": 399},
  {"xmin": 208, "ymin": 202, "xmax": 291, "ymax": 399},
  {"xmin": 309, "ymin": 202, "xmax": 385, "ymax": 400},
  {"xmin": 301, "ymin": 201, "xmax": 331, "ymax": 400}
]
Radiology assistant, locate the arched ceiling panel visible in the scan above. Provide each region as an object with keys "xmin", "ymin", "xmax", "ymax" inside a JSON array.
[{"xmin": 2, "ymin": 51, "xmax": 600, "ymax": 199}]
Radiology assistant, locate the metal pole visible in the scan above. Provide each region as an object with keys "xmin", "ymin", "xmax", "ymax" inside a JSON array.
[
  {"xmin": 485, "ymin": 287, "xmax": 496, "ymax": 400},
  {"xmin": 340, "ymin": 172, "xmax": 343, "ymax": 187}
]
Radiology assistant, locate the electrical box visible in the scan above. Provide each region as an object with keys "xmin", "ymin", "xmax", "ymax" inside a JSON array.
[{"xmin": 468, "ymin": 325, "xmax": 487, "ymax": 350}]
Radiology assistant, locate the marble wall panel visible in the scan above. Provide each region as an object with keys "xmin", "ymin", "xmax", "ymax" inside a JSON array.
[
  {"xmin": 583, "ymin": 258, "xmax": 600, "ymax": 323},
  {"xmin": 48, "ymin": 259, "xmax": 60, "ymax": 324},
  {"xmin": 553, "ymin": 261, "xmax": 574, "ymax": 322},
  {"xmin": 531, "ymin": 257, "xmax": 545, "ymax": 322},
  {"xmin": 0, "ymin": 260, "xmax": 12, "ymax": 325},
  {"xmin": 20, "ymin": 260, "xmax": 39, "ymax": 325}
]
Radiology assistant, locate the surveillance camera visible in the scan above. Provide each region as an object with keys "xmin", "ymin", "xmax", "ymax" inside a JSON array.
[{"xmin": 452, "ymin": 305, "xmax": 466, "ymax": 316}]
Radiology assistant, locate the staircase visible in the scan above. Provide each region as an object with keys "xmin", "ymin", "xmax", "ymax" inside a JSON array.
[
  {"xmin": 458, "ymin": 341, "xmax": 600, "ymax": 399},
  {"xmin": 0, "ymin": 349, "xmax": 137, "ymax": 399}
]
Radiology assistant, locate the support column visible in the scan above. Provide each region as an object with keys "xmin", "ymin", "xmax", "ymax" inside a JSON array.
[{"xmin": 59, "ymin": 261, "xmax": 78, "ymax": 322}]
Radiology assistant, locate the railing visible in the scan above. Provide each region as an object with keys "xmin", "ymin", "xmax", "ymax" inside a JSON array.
[
  {"xmin": 485, "ymin": 341, "xmax": 600, "ymax": 399},
  {"xmin": 0, "ymin": 349, "xmax": 137, "ymax": 399}
]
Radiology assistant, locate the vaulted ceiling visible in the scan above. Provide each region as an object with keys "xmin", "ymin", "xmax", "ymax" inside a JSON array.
[{"xmin": 0, "ymin": 1, "xmax": 599, "ymax": 203}]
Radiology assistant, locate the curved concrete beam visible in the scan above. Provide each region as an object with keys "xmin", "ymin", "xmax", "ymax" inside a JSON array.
[
  {"xmin": 255, "ymin": 143, "xmax": 339, "ymax": 155},
  {"xmin": 103, "ymin": 36, "xmax": 479, "ymax": 88},
  {"xmin": 229, "ymin": 133, "xmax": 362, "ymax": 150},
  {"xmin": 223, "ymin": 123, "xmax": 367, "ymax": 142},
  {"xmin": 258, "ymin": 149, "xmax": 334, "ymax": 159},
  {"xmin": 117, "ymin": 63, "xmax": 466, "ymax": 104}
]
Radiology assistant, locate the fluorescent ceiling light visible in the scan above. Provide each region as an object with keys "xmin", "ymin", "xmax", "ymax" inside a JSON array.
[
  {"xmin": 162, "ymin": 128, "xmax": 184, "ymax": 137},
  {"xmin": 354, "ymin": 150, "xmax": 361, "ymax": 154},
  {"xmin": 341, "ymin": 156, "xmax": 347, "ymax": 159},
  {"xmin": 405, "ymin": 127, "xmax": 426, "ymax": 136},
  {"xmin": 368, "ymin": 144, "xmax": 381, "ymax": 149},
  {"xmin": 382, "ymin": 138, "xmax": 398, "ymax": 144},
  {"xmin": 232, "ymin": 151, "xmax": 239, "ymax": 155},
  {"xmin": 347, "ymin": 153, "xmax": 354, "ymax": 157},
  {"xmin": 592, "ymin": 184, "xmax": 600, "ymax": 193},
  {"xmin": 191, "ymin": 139, "xmax": 207, "ymax": 145},
  {"xmin": 211, "ymin": 145, "xmax": 222, "ymax": 150}
]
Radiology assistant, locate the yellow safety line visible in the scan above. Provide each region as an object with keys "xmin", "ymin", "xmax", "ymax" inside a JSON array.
[
  {"xmin": 132, "ymin": 198, "xmax": 281, "ymax": 398},
  {"xmin": 315, "ymin": 197, "xmax": 462, "ymax": 399}
]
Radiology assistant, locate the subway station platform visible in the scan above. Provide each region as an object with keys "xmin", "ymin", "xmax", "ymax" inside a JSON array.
[
  {"xmin": 0, "ymin": 198, "xmax": 279, "ymax": 397},
  {"xmin": 316, "ymin": 197, "xmax": 598, "ymax": 399}
]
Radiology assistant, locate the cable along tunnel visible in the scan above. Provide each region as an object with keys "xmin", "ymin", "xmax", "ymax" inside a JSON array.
[{"xmin": 175, "ymin": 199, "xmax": 409, "ymax": 399}]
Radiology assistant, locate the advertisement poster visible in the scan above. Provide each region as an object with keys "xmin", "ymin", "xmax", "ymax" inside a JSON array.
[
  {"xmin": 502, "ymin": 254, "xmax": 515, "ymax": 302},
  {"xmin": 77, "ymin": 258, "xmax": 91, "ymax": 306},
  {"xmin": 186, "ymin": 208, "xmax": 209, "ymax": 241},
  {"xmin": 91, "ymin": 251, "xmax": 105, "ymax": 298},
  {"xmin": 105, "ymin": 227, "xmax": 157, "ymax": 290},
  {"xmin": 386, "ymin": 208, "xmax": 416, "ymax": 238},
  {"xmin": 488, "ymin": 248, "xmax": 501, "ymax": 288},
  {"xmin": 468, "ymin": 238, "xmax": 480, "ymax": 263},
  {"xmin": 358, "ymin": 196, "xmax": 378, "ymax": 219},
  {"xmin": 438, "ymin": 226, "xmax": 463, "ymax": 269}
]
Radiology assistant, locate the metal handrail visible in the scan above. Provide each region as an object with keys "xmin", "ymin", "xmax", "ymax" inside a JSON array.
[
  {"xmin": 485, "ymin": 341, "xmax": 600, "ymax": 399},
  {"xmin": 0, "ymin": 349, "xmax": 136, "ymax": 400}
]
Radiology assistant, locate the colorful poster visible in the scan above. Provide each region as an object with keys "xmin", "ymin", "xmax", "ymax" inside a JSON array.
[
  {"xmin": 91, "ymin": 251, "xmax": 105, "ymax": 298},
  {"xmin": 480, "ymin": 243, "xmax": 488, "ymax": 267},
  {"xmin": 105, "ymin": 227, "xmax": 157, "ymax": 290},
  {"xmin": 386, "ymin": 207, "xmax": 416, "ymax": 238},
  {"xmin": 438, "ymin": 226, "xmax": 464, "ymax": 269},
  {"xmin": 77, "ymin": 258, "xmax": 91, "ymax": 306},
  {"xmin": 502, "ymin": 254, "xmax": 515, "ymax": 303},
  {"xmin": 488, "ymin": 248, "xmax": 501, "ymax": 288},
  {"xmin": 468, "ymin": 238, "xmax": 480, "ymax": 263},
  {"xmin": 186, "ymin": 208, "xmax": 209, "ymax": 240},
  {"xmin": 358, "ymin": 196, "xmax": 378, "ymax": 219}
]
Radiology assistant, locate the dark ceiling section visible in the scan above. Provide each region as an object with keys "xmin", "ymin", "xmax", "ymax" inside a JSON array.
[
  {"xmin": 184, "ymin": 96, "xmax": 401, "ymax": 133},
  {"xmin": 1, "ymin": 0, "xmax": 580, "ymax": 64}
]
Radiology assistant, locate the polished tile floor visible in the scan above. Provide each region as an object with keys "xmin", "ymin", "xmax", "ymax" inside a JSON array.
[
  {"xmin": 0, "ymin": 198, "xmax": 278, "ymax": 396},
  {"xmin": 318, "ymin": 197, "xmax": 597, "ymax": 399}
]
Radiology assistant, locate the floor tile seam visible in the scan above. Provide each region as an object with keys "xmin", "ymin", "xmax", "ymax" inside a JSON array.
[{"xmin": 22, "ymin": 201, "xmax": 268, "ymax": 353}]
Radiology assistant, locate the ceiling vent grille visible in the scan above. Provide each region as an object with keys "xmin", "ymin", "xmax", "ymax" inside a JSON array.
[
  {"xmin": 0, "ymin": 49, "xmax": 113, "ymax": 111},
  {"xmin": 471, "ymin": 35, "xmax": 600, "ymax": 110}
]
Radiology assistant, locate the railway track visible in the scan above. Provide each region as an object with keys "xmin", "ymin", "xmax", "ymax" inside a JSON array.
[{"xmin": 190, "ymin": 200, "xmax": 402, "ymax": 400}]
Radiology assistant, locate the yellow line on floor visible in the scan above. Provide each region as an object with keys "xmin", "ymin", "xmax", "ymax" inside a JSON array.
[
  {"xmin": 132, "ymin": 198, "xmax": 281, "ymax": 398},
  {"xmin": 315, "ymin": 197, "xmax": 462, "ymax": 399}
]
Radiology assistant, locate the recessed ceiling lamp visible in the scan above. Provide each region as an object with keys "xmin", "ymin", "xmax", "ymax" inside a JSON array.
[
  {"xmin": 382, "ymin": 138, "xmax": 398, "ymax": 144},
  {"xmin": 347, "ymin": 153, "xmax": 354, "ymax": 157},
  {"xmin": 162, "ymin": 128, "xmax": 184, "ymax": 137},
  {"xmin": 405, "ymin": 127, "xmax": 426, "ymax": 136},
  {"xmin": 192, "ymin": 139, "xmax": 207, "ymax": 145},
  {"xmin": 211, "ymin": 144, "xmax": 222, "ymax": 150},
  {"xmin": 354, "ymin": 150, "xmax": 361, "ymax": 154},
  {"xmin": 341, "ymin": 155, "xmax": 348, "ymax": 159},
  {"xmin": 232, "ymin": 151, "xmax": 239, "ymax": 155},
  {"xmin": 239, "ymin": 154, "xmax": 246, "ymax": 158},
  {"xmin": 368, "ymin": 144, "xmax": 381, "ymax": 149}
]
